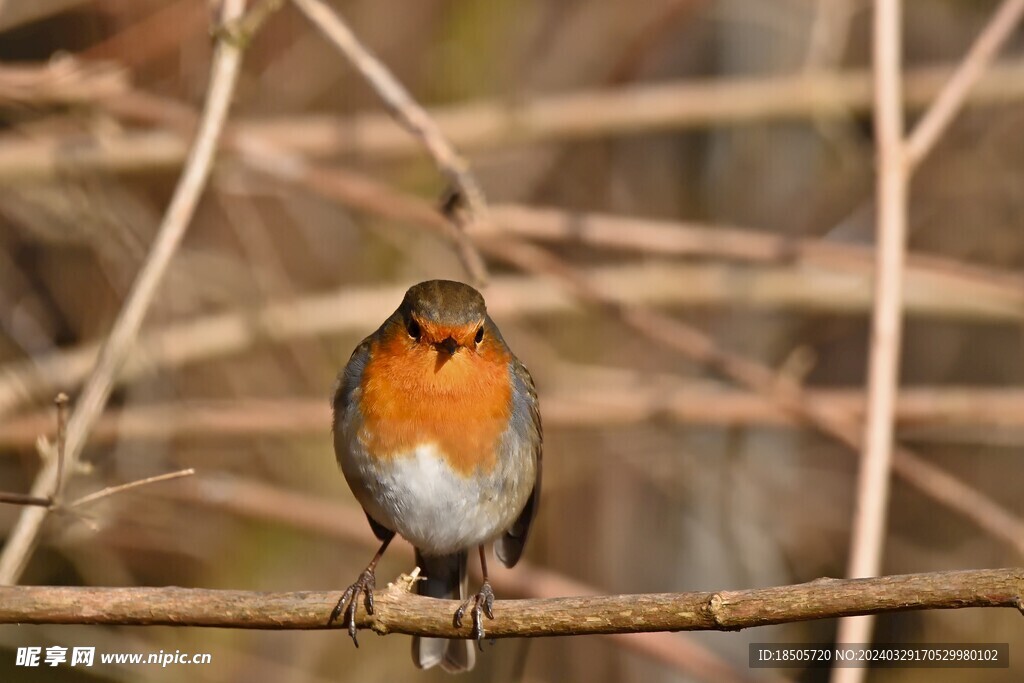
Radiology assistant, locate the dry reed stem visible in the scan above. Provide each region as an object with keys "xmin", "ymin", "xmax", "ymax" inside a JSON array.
[
  {"xmin": 833, "ymin": 0, "xmax": 908, "ymax": 669},
  {"xmin": 837, "ymin": 1, "xmax": 1024, "ymax": 670},
  {"xmin": 905, "ymin": 0, "xmax": 1024, "ymax": 169},
  {"xmin": 0, "ymin": 0, "xmax": 248, "ymax": 585}
]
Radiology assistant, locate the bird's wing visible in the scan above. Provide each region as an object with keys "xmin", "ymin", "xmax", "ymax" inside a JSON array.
[
  {"xmin": 331, "ymin": 337, "xmax": 372, "ymax": 428},
  {"xmin": 332, "ymin": 335, "xmax": 394, "ymax": 542},
  {"xmin": 495, "ymin": 357, "xmax": 542, "ymax": 568}
]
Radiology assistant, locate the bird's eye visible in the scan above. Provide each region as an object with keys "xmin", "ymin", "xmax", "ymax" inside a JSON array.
[
  {"xmin": 407, "ymin": 319, "xmax": 421, "ymax": 340},
  {"xmin": 475, "ymin": 326, "xmax": 484, "ymax": 344}
]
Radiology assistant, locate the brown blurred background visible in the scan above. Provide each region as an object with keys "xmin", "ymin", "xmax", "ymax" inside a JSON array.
[{"xmin": 0, "ymin": 0, "xmax": 1022, "ymax": 681}]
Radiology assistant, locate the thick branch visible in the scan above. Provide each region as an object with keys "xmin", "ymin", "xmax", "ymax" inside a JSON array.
[{"xmin": 0, "ymin": 570, "xmax": 1019, "ymax": 636}]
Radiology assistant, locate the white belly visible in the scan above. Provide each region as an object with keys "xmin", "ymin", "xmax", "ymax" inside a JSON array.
[{"xmin": 340, "ymin": 441, "xmax": 525, "ymax": 555}]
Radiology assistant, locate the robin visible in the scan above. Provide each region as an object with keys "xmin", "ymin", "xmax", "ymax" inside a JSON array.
[{"xmin": 330, "ymin": 279, "xmax": 542, "ymax": 672}]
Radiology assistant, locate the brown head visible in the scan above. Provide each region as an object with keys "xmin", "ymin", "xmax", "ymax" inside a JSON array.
[{"xmin": 397, "ymin": 280, "xmax": 490, "ymax": 355}]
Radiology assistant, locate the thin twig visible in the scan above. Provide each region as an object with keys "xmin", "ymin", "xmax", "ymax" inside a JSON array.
[
  {"xmin": 0, "ymin": 0, "xmax": 248, "ymax": 586},
  {"xmin": 905, "ymin": 0, "xmax": 1024, "ymax": 169},
  {"xmin": 0, "ymin": 493, "xmax": 52, "ymax": 507},
  {"xmin": 0, "ymin": 569, "xmax": 1019, "ymax": 633},
  {"xmin": 0, "ymin": 393, "xmax": 67, "ymax": 508},
  {"xmin": 833, "ymin": 1, "xmax": 908, "ymax": 675},
  {"xmin": 225, "ymin": 0, "xmax": 286, "ymax": 46},
  {"xmin": 289, "ymin": 0, "xmax": 489, "ymax": 287},
  {"xmin": 53, "ymin": 393, "xmax": 68, "ymax": 501},
  {"xmin": 66, "ymin": 468, "xmax": 196, "ymax": 509}
]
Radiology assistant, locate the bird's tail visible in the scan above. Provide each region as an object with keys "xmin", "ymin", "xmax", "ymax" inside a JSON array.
[{"xmin": 412, "ymin": 549, "xmax": 474, "ymax": 673}]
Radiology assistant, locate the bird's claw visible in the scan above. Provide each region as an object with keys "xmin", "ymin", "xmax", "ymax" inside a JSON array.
[
  {"xmin": 329, "ymin": 568, "xmax": 377, "ymax": 647},
  {"xmin": 453, "ymin": 580, "xmax": 495, "ymax": 649}
]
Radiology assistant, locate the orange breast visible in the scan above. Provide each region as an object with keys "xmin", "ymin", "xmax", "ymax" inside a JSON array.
[{"xmin": 357, "ymin": 331, "xmax": 513, "ymax": 476}]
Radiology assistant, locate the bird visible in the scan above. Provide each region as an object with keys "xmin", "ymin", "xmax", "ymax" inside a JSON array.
[{"xmin": 330, "ymin": 279, "xmax": 542, "ymax": 672}]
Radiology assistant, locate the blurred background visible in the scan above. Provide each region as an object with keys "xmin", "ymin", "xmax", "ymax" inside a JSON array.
[{"xmin": 0, "ymin": 0, "xmax": 1022, "ymax": 681}]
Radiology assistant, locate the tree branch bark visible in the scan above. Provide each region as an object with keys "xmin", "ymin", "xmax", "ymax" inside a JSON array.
[{"xmin": 0, "ymin": 569, "xmax": 1020, "ymax": 636}]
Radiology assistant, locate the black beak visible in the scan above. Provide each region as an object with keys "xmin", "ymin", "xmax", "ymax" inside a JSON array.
[{"xmin": 437, "ymin": 337, "xmax": 459, "ymax": 355}]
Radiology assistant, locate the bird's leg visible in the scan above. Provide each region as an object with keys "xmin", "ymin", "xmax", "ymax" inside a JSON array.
[
  {"xmin": 454, "ymin": 545, "xmax": 496, "ymax": 649},
  {"xmin": 329, "ymin": 531, "xmax": 395, "ymax": 646}
]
